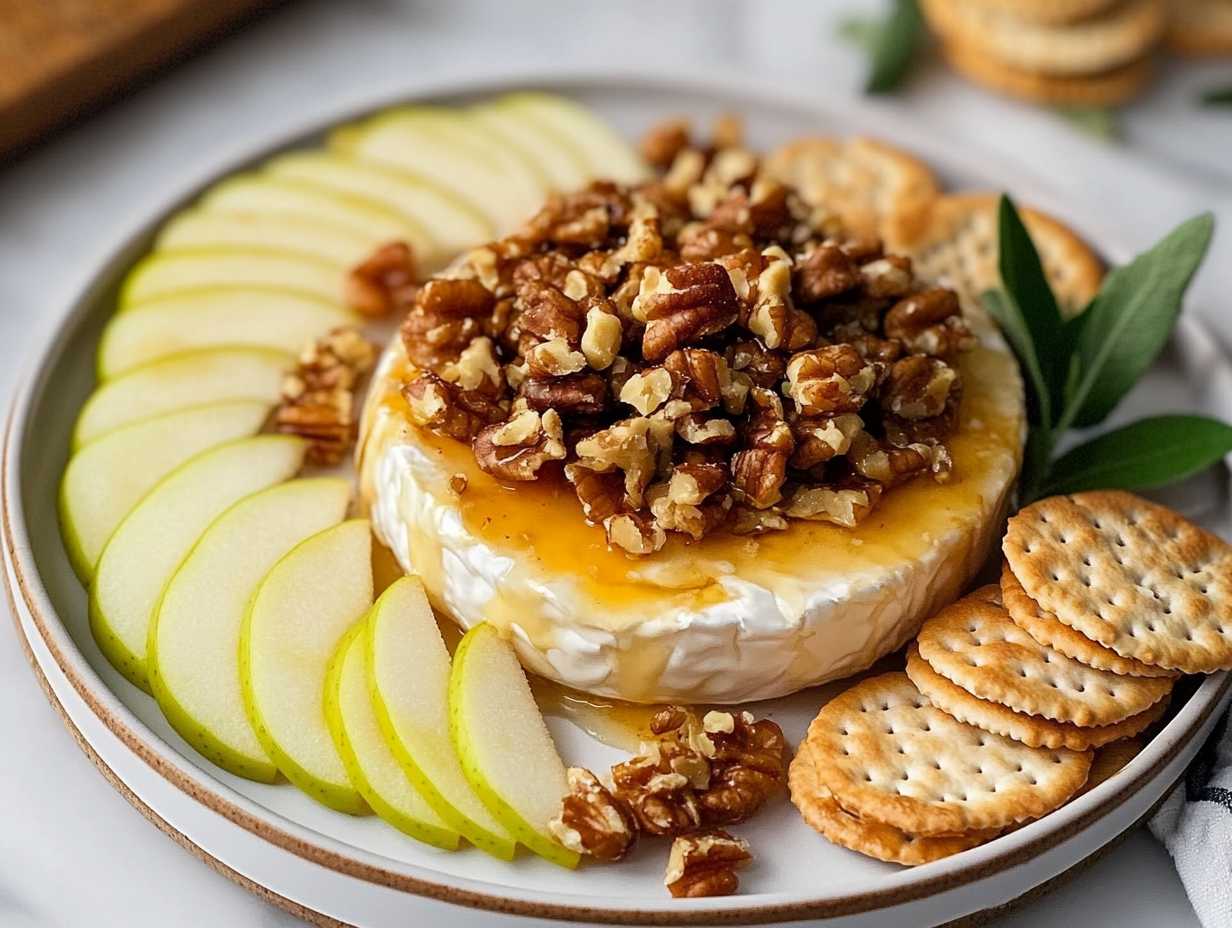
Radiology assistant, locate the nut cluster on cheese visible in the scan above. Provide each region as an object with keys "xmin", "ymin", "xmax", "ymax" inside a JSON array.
[{"xmin": 389, "ymin": 131, "xmax": 977, "ymax": 556}]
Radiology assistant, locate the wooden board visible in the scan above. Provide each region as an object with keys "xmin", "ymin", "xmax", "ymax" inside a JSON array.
[{"xmin": 0, "ymin": 0, "xmax": 286, "ymax": 161}]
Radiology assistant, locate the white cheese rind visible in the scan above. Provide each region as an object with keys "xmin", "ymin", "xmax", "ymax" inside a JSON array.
[{"xmin": 360, "ymin": 319, "xmax": 1021, "ymax": 704}]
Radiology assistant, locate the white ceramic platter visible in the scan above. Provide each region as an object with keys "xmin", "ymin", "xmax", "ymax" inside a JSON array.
[{"xmin": 5, "ymin": 74, "xmax": 1232, "ymax": 928}]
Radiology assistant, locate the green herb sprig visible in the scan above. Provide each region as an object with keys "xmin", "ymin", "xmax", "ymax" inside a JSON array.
[
  {"xmin": 984, "ymin": 196, "xmax": 1231, "ymax": 503},
  {"xmin": 841, "ymin": 0, "xmax": 927, "ymax": 95},
  {"xmin": 1200, "ymin": 84, "xmax": 1232, "ymax": 106}
]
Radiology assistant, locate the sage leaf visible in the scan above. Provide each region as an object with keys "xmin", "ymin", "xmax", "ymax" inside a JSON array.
[
  {"xmin": 983, "ymin": 287, "xmax": 1051, "ymax": 430},
  {"xmin": 1200, "ymin": 84, "xmax": 1232, "ymax": 105},
  {"xmin": 1055, "ymin": 106, "xmax": 1118, "ymax": 141},
  {"xmin": 864, "ymin": 0, "xmax": 926, "ymax": 95},
  {"xmin": 1063, "ymin": 212, "xmax": 1214, "ymax": 430},
  {"xmin": 839, "ymin": 16, "xmax": 883, "ymax": 52},
  {"xmin": 996, "ymin": 195, "xmax": 1067, "ymax": 423},
  {"xmin": 1038, "ymin": 415, "xmax": 1232, "ymax": 498}
]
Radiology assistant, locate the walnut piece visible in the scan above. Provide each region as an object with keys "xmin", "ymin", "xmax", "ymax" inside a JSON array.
[
  {"xmin": 664, "ymin": 830, "xmax": 752, "ymax": 899},
  {"xmin": 275, "ymin": 327, "xmax": 377, "ymax": 464},
  {"xmin": 346, "ymin": 241, "xmax": 417, "ymax": 317},
  {"xmin": 548, "ymin": 768, "xmax": 638, "ymax": 862},
  {"xmin": 611, "ymin": 741, "xmax": 706, "ymax": 836},
  {"xmin": 472, "ymin": 409, "xmax": 566, "ymax": 481}
]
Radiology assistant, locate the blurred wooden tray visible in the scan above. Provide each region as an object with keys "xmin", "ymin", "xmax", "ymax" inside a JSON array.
[{"xmin": 0, "ymin": 0, "xmax": 284, "ymax": 160}]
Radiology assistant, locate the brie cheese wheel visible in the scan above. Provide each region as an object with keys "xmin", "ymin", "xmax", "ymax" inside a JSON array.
[{"xmin": 358, "ymin": 310, "xmax": 1023, "ymax": 704}]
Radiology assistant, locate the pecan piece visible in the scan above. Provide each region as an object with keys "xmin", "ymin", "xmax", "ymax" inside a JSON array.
[
  {"xmin": 275, "ymin": 327, "xmax": 377, "ymax": 464},
  {"xmin": 520, "ymin": 372, "xmax": 608, "ymax": 416},
  {"xmin": 638, "ymin": 263, "xmax": 740, "ymax": 362},
  {"xmin": 789, "ymin": 412, "xmax": 863, "ymax": 469},
  {"xmin": 664, "ymin": 830, "xmax": 752, "ymax": 899},
  {"xmin": 884, "ymin": 288, "xmax": 977, "ymax": 356},
  {"xmin": 884, "ymin": 356, "xmax": 960, "ymax": 420},
  {"xmin": 641, "ymin": 119, "xmax": 692, "ymax": 171},
  {"xmin": 566, "ymin": 463, "xmax": 626, "ymax": 523},
  {"xmin": 604, "ymin": 511, "xmax": 667, "ymax": 555},
  {"xmin": 548, "ymin": 768, "xmax": 638, "ymax": 862},
  {"xmin": 795, "ymin": 242, "xmax": 859, "ymax": 303},
  {"xmin": 516, "ymin": 282, "xmax": 587, "ymax": 348},
  {"xmin": 647, "ymin": 463, "xmax": 730, "ymax": 540},
  {"xmin": 783, "ymin": 345, "xmax": 878, "ymax": 416},
  {"xmin": 472, "ymin": 409, "xmax": 566, "ymax": 482},
  {"xmin": 848, "ymin": 431, "xmax": 952, "ymax": 487},
  {"xmin": 690, "ymin": 711, "xmax": 787, "ymax": 826},
  {"xmin": 782, "ymin": 475, "xmax": 884, "ymax": 527},
  {"xmin": 575, "ymin": 417, "xmax": 658, "ymax": 509},
  {"xmin": 859, "ymin": 254, "xmax": 913, "ymax": 299},
  {"xmin": 611, "ymin": 741, "xmax": 707, "ymax": 836},
  {"xmin": 401, "ymin": 277, "xmax": 494, "ymax": 372},
  {"xmin": 402, "ymin": 371, "xmax": 505, "ymax": 442},
  {"xmin": 346, "ymin": 241, "xmax": 417, "ymax": 317},
  {"xmin": 730, "ymin": 403, "xmax": 794, "ymax": 510}
]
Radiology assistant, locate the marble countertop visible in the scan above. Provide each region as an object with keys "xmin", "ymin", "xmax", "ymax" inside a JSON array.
[{"xmin": 3, "ymin": 2, "xmax": 1231, "ymax": 925}]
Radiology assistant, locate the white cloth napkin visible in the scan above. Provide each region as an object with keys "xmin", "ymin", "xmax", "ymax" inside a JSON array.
[{"xmin": 1151, "ymin": 710, "xmax": 1232, "ymax": 928}]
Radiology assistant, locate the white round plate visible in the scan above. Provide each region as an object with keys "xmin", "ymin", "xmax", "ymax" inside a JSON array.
[{"xmin": 4, "ymin": 74, "xmax": 1231, "ymax": 928}]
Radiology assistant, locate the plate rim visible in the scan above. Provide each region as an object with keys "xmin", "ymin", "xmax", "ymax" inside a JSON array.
[{"xmin": 4, "ymin": 69, "xmax": 1229, "ymax": 925}]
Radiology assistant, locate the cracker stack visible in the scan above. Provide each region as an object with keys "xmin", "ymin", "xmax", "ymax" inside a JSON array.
[
  {"xmin": 920, "ymin": 0, "xmax": 1166, "ymax": 105},
  {"xmin": 792, "ymin": 491, "xmax": 1232, "ymax": 864}
]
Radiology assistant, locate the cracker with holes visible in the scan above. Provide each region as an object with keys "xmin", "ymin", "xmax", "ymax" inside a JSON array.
[
  {"xmin": 889, "ymin": 193, "xmax": 1104, "ymax": 316},
  {"xmin": 789, "ymin": 742, "xmax": 999, "ymax": 864},
  {"xmin": 907, "ymin": 643, "xmax": 1171, "ymax": 751},
  {"xmin": 1003, "ymin": 491, "xmax": 1232, "ymax": 674},
  {"xmin": 760, "ymin": 137, "xmax": 941, "ymax": 245},
  {"xmin": 916, "ymin": 584, "xmax": 1173, "ymax": 726},
  {"xmin": 803, "ymin": 672, "xmax": 1092, "ymax": 836},
  {"xmin": 1000, "ymin": 561, "xmax": 1175, "ymax": 678}
]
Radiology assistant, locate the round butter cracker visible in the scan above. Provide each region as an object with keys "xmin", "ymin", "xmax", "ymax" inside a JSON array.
[
  {"xmin": 1000, "ymin": 561, "xmax": 1175, "ymax": 678},
  {"xmin": 760, "ymin": 137, "xmax": 941, "ymax": 245},
  {"xmin": 1167, "ymin": 0, "xmax": 1232, "ymax": 56},
  {"xmin": 940, "ymin": 41, "xmax": 1153, "ymax": 107},
  {"xmin": 789, "ymin": 743, "xmax": 998, "ymax": 865},
  {"xmin": 1003, "ymin": 491, "xmax": 1232, "ymax": 674},
  {"xmin": 916, "ymin": 584, "xmax": 1173, "ymax": 726},
  {"xmin": 803, "ymin": 671, "xmax": 1091, "ymax": 836},
  {"xmin": 889, "ymin": 192, "xmax": 1104, "ymax": 317},
  {"xmin": 956, "ymin": 0, "xmax": 1120, "ymax": 25},
  {"xmin": 923, "ymin": 0, "xmax": 1165, "ymax": 76},
  {"xmin": 908, "ymin": 644, "xmax": 1172, "ymax": 751}
]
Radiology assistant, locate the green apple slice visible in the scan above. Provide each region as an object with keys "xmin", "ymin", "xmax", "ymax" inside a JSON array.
[
  {"xmin": 119, "ymin": 248, "xmax": 347, "ymax": 306},
  {"xmin": 73, "ymin": 346, "xmax": 291, "ymax": 450},
  {"xmin": 499, "ymin": 91, "xmax": 649, "ymax": 184},
  {"xmin": 448, "ymin": 623, "xmax": 578, "ymax": 869},
  {"xmin": 325, "ymin": 622, "xmax": 460, "ymax": 850},
  {"xmin": 470, "ymin": 100, "xmax": 591, "ymax": 194},
  {"xmin": 263, "ymin": 152, "xmax": 494, "ymax": 265},
  {"xmin": 99, "ymin": 287, "xmax": 357, "ymax": 379},
  {"xmin": 367, "ymin": 576, "xmax": 515, "ymax": 860},
  {"xmin": 334, "ymin": 107, "xmax": 548, "ymax": 233},
  {"xmin": 59, "ymin": 399, "xmax": 271, "ymax": 583},
  {"xmin": 156, "ymin": 209, "xmax": 378, "ymax": 268},
  {"xmin": 149, "ymin": 477, "xmax": 351, "ymax": 783},
  {"xmin": 240, "ymin": 519, "xmax": 372, "ymax": 814},
  {"xmin": 199, "ymin": 174, "xmax": 431, "ymax": 255},
  {"xmin": 89, "ymin": 436, "xmax": 306, "ymax": 693}
]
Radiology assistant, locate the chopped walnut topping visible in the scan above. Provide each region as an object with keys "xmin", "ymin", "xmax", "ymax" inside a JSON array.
[
  {"xmin": 447, "ymin": 473, "xmax": 468, "ymax": 496},
  {"xmin": 346, "ymin": 241, "xmax": 417, "ymax": 317},
  {"xmin": 472, "ymin": 409, "xmax": 566, "ymax": 481},
  {"xmin": 386, "ymin": 131, "xmax": 976, "ymax": 552},
  {"xmin": 884, "ymin": 356, "xmax": 960, "ymax": 420},
  {"xmin": 650, "ymin": 705, "xmax": 690, "ymax": 736},
  {"xmin": 664, "ymin": 830, "xmax": 752, "ymax": 898},
  {"xmin": 884, "ymin": 288, "xmax": 977, "ymax": 356},
  {"xmin": 275, "ymin": 327, "xmax": 377, "ymax": 464},
  {"xmin": 611, "ymin": 741, "xmax": 705, "ymax": 836},
  {"xmin": 548, "ymin": 768, "xmax": 638, "ymax": 862}
]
